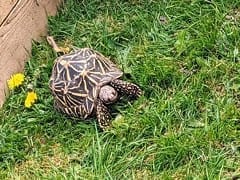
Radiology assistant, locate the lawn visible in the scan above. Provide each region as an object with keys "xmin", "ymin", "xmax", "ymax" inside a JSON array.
[{"xmin": 0, "ymin": 0, "xmax": 240, "ymax": 179}]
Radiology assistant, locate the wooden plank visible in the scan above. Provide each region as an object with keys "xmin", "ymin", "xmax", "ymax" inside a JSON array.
[
  {"xmin": 0, "ymin": 0, "xmax": 61, "ymax": 107},
  {"xmin": 0, "ymin": 0, "xmax": 18, "ymax": 24}
]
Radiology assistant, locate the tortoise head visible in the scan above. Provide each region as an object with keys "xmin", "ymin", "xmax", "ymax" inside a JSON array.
[{"xmin": 99, "ymin": 85, "xmax": 118, "ymax": 104}]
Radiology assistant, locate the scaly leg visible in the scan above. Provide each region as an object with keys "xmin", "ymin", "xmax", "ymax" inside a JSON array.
[
  {"xmin": 110, "ymin": 79, "xmax": 142, "ymax": 98},
  {"xmin": 96, "ymin": 99, "xmax": 111, "ymax": 130}
]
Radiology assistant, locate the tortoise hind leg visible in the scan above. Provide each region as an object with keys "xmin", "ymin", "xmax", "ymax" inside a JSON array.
[
  {"xmin": 96, "ymin": 99, "xmax": 111, "ymax": 130},
  {"xmin": 110, "ymin": 79, "xmax": 142, "ymax": 98}
]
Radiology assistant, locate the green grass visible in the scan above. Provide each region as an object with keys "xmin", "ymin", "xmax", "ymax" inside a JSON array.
[{"xmin": 1, "ymin": 0, "xmax": 240, "ymax": 179}]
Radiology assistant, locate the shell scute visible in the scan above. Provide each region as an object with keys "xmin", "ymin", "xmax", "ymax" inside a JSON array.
[{"xmin": 49, "ymin": 48, "xmax": 123, "ymax": 118}]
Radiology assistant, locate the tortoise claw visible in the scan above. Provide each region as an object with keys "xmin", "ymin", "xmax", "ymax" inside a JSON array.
[{"xmin": 96, "ymin": 99, "xmax": 111, "ymax": 130}]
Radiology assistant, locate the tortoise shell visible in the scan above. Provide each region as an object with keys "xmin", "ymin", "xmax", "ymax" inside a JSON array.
[{"xmin": 49, "ymin": 48, "xmax": 123, "ymax": 118}]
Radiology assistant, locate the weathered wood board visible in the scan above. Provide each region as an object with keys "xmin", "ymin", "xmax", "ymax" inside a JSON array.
[
  {"xmin": 0, "ymin": 1, "xmax": 18, "ymax": 24},
  {"xmin": 0, "ymin": 0, "xmax": 61, "ymax": 107}
]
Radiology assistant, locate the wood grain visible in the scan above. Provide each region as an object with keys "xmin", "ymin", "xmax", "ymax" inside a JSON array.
[
  {"xmin": 0, "ymin": 0, "xmax": 61, "ymax": 107},
  {"xmin": 0, "ymin": 0, "xmax": 18, "ymax": 24}
]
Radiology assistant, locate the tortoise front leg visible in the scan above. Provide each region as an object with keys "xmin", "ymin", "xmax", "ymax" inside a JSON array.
[
  {"xmin": 110, "ymin": 79, "xmax": 142, "ymax": 98},
  {"xmin": 96, "ymin": 99, "xmax": 111, "ymax": 130}
]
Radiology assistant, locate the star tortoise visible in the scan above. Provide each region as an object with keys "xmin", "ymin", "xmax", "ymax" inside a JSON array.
[{"xmin": 49, "ymin": 47, "xmax": 142, "ymax": 130}]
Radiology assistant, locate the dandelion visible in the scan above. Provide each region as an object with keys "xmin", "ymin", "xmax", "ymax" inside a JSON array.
[
  {"xmin": 25, "ymin": 91, "xmax": 37, "ymax": 108},
  {"xmin": 7, "ymin": 73, "xmax": 25, "ymax": 90}
]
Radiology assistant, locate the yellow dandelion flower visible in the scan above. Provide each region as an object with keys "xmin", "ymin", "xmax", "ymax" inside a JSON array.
[
  {"xmin": 25, "ymin": 91, "xmax": 37, "ymax": 108},
  {"xmin": 7, "ymin": 73, "xmax": 25, "ymax": 90}
]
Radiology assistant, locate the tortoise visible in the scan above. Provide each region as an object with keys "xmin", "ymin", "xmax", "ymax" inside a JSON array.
[{"xmin": 48, "ymin": 37, "xmax": 142, "ymax": 130}]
